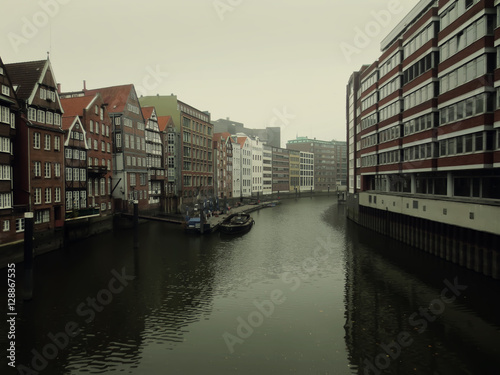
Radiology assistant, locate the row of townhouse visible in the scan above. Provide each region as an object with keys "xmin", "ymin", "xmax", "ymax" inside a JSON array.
[
  {"xmin": 346, "ymin": 0, "xmax": 500, "ymax": 275},
  {"xmin": 0, "ymin": 56, "xmax": 335, "ymax": 247}
]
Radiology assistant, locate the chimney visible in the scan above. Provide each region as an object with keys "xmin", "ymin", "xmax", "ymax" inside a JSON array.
[
  {"xmin": 226, "ymin": 117, "xmax": 229, "ymax": 120},
  {"xmin": 57, "ymin": 83, "xmax": 61, "ymax": 94},
  {"xmin": 83, "ymin": 80, "xmax": 87, "ymax": 92}
]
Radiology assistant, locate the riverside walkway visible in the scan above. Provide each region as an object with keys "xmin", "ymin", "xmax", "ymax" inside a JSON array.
[{"xmin": 123, "ymin": 200, "xmax": 280, "ymax": 233}]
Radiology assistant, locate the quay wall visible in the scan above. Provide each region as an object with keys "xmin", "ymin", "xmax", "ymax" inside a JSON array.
[{"xmin": 346, "ymin": 192, "xmax": 500, "ymax": 279}]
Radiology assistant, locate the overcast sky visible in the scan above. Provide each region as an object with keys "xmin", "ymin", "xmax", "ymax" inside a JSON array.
[{"xmin": 1, "ymin": 0, "xmax": 420, "ymax": 147}]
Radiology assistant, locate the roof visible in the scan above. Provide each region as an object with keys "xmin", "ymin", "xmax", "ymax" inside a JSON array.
[
  {"xmin": 4, "ymin": 60, "xmax": 46, "ymax": 100},
  {"xmin": 157, "ymin": 115, "xmax": 172, "ymax": 132},
  {"xmin": 84, "ymin": 84, "xmax": 134, "ymax": 113},
  {"xmin": 141, "ymin": 106, "xmax": 154, "ymax": 120},
  {"xmin": 62, "ymin": 115, "xmax": 78, "ymax": 131},
  {"xmin": 60, "ymin": 95, "xmax": 94, "ymax": 117},
  {"xmin": 236, "ymin": 136, "xmax": 247, "ymax": 148},
  {"xmin": 213, "ymin": 132, "xmax": 233, "ymax": 143}
]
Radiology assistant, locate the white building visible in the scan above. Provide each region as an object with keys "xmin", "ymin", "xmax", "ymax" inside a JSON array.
[
  {"xmin": 231, "ymin": 136, "xmax": 241, "ymax": 199},
  {"xmin": 251, "ymin": 136, "xmax": 263, "ymax": 197},
  {"xmin": 300, "ymin": 151, "xmax": 314, "ymax": 192},
  {"xmin": 263, "ymin": 145, "xmax": 273, "ymax": 195},
  {"xmin": 236, "ymin": 134, "xmax": 252, "ymax": 197}
]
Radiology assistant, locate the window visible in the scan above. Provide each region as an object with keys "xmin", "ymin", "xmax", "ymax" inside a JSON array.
[
  {"xmin": 16, "ymin": 218, "xmax": 25, "ymax": 233},
  {"xmin": 34, "ymin": 161, "xmax": 41, "ymax": 177},
  {"xmin": 100, "ymin": 178, "xmax": 105, "ymax": 195},
  {"xmin": 95, "ymin": 122, "xmax": 99, "ymax": 134},
  {"xmin": 55, "ymin": 187, "xmax": 61, "ymax": 202},
  {"xmin": 46, "ymin": 112, "xmax": 53, "ymax": 125},
  {"xmin": 44, "ymin": 162, "xmax": 51, "ymax": 178},
  {"xmin": 116, "ymin": 133, "xmax": 122, "ymax": 148},
  {"xmin": 3, "ymin": 220, "xmax": 10, "ymax": 232},
  {"xmin": 34, "ymin": 188, "xmax": 42, "ymax": 204},
  {"xmin": 54, "ymin": 136, "xmax": 60, "ymax": 151},
  {"xmin": 37, "ymin": 110, "xmax": 45, "ymax": 123},
  {"xmin": 54, "ymin": 114, "xmax": 61, "ymax": 126},
  {"xmin": 101, "ymin": 141, "xmax": 105, "ymax": 152},
  {"xmin": 45, "ymin": 188, "xmax": 52, "ymax": 203},
  {"xmin": 2, "ymin": 85, "xmax": 10, "ymax": 96},
  {"xmin": 89, "ymin": 120, "xmax": 93, "ymax": 133},
  {"xmin": 40, "ymin": 87, "xmax": 46, "ymax": 100},
  {"xmin": 28, "ymin": 108, "xmax": 36, "ymax": 121},
  {"xmin": 33, "ymin": 132, "xmax": 41, "ymax": 149},
  {"xmin": 66, "ymin": 167, "xmax": 72, "ymax": 181},
  {"xmin": 44, "ymin": 134, "xmax": 51, "ymax": 150}
]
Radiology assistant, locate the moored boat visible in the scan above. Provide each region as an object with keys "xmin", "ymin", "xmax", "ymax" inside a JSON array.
[{"xmin": 219, "ymin": 213, "xmax": 254, "ymax": 235}]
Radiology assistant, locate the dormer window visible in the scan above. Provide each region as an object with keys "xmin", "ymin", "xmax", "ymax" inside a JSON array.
[{"xmin": 1, "ymin": 85, "xmax": 10, "ymax": 96}]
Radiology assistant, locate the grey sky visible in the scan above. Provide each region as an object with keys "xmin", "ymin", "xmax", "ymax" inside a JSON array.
[{"xmin": 1, "ymin": 0, "xmax": 420, "ymax": 147}]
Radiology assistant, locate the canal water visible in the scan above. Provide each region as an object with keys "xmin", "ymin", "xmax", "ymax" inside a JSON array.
[{"xmin": 1, "ymin": 196, "xmax": 500, "ymax": 374}]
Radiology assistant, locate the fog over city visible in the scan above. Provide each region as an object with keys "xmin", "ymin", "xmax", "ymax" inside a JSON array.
[{"xmin": 1, "ymin": 0, "xmax": 420, "ymax": 146}]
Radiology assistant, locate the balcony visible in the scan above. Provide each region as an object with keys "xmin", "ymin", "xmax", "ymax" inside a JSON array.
[{"xmin": 88, "ymin": 166, "xmax": 108, "ymax": 176}]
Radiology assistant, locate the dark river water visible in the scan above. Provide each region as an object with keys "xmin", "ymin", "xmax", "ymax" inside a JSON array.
[{"xmin": 1, "ymin": 196, "xmax": 500, "ymax": 374}]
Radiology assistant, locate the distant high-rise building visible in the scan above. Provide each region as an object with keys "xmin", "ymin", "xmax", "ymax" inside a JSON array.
[
  {"xmin": 212, "ymin": 117, "xmax": 281, "ymax": 148},
  {"xmin": 287, "ymin": 137, "xmax": 346, "ymax": 190}
]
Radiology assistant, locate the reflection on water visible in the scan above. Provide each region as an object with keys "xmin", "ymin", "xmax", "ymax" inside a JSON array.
[{"xmin": 0, "ymin": 197, "xmax": 499, "ymax": 374}]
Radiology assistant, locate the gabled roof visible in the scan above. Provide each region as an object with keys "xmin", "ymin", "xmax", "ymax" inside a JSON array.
[
  {"xmin": 62, "ymin": 116, "xmax": 89, "ymax": 149},
  {"xmin": 60, "ymin": 95, "xmax": 95, "ymax": 117},
  {"xmin": 157, "ymin": 115, "xmax": 173, "ymax": 132},
  {"xmin": 62, "ymin": 115, "xmax": 78, "ymax": 131},
  {"xmin": 141, "ymin": 106, "xmax": 154, "ymax": 120},
  {"xmin": 236, "ymin": 136, "xmax": 248, "ymax": 148},
  {"xmin": 213, "ymin": 132, "xmax": 233, "ymax": 143},
  {"xmin": 85, "ymin": 84, "xmax": 134, "ymax": 113},
  {"xmin": 4, "ymin": 60, "xmax": 46, "ymax": 101}
]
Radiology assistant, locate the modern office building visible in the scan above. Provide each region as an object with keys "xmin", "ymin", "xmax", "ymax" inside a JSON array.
[
  {"xmin": 272, "ymin": 147, "xmax": 289, "ymax": 193},
  {"xmin": 289, "ymin": 149, "xmax": 300, "ymax": 194},
  {"xmin": 287, "ymin": 136, "xmax": 346, "ymax": 190},
  {"xmin": 346, "ymin": 0, "xmax": 500, "ymax": 278},
  {"xmin": 262, "ymin": 145, "xmax": 273, "ymax": 195},
  {"xmin": 299, "ymin": 151, "xmax": 314, "ymax": 192}
]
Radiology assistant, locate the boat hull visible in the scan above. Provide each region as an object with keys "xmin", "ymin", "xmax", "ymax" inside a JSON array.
[{"xmin": 219, "ymin": 213, "xmax": 254, "ymax": 235}]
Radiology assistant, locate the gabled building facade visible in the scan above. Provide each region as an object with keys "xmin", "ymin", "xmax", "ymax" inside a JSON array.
[
  {"xmin": 139, "ymin": 95, "xmax": 213, "ymax": 206},
  {"xmin": 213, "ymin": 132, "xmax": 233, "ymax": 199},
  {"xmin": 158, "ymin": 115, "xmax": 178, "ymax": 213},
  {"xmin": 60, "ymin": 93, "xmax": 113, "ymax": 216},
  {"xmin": 63, "ymin": 84, "xmax": 148, "ymax": 212},
  {"xmin": 61, "ymin": 116, "xmax": 91, "ymax": 217},
  {"xmin": 6, "ymin": 59, "xmax": 65, "ymax": 232},
  {"xmin": 142, "ymin": 106, "xmax": 163, "ymax": 209}
]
